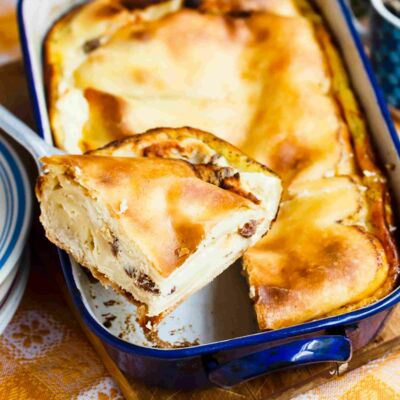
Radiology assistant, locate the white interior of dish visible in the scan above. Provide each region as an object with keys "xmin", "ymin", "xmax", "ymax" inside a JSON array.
[
  {"xmin": 76, "ymin": 261, "xmax": 257, "ymax": 346},
  {"xmin": 19, "ymin": 0, "xmax": 400, "ymax": 347}
]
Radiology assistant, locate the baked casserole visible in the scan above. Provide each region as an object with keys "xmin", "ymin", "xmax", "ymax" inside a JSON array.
[{"xmin": 44, "ymin": 0, "xmax": 399, "ymax": 330}]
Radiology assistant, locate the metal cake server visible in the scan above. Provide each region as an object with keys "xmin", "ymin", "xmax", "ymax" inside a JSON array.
[{"xmin": 0, "ymin": 104, "xmax": 65, "ymax": 170}]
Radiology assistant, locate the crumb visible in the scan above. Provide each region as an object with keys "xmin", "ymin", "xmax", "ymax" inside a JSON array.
[
  {"xmin": 169, "ymin": 326, "xmax": 186, "ymax": 336},
  {"xmin": 103, "ymin": 299, "xmax": 119, "ymax": 307},
  {"xmin": 102, "ymin": 313, "xmax": 117, "ymax": 328},
  {"xmin": 238, "ymin": 220, "xmax": 258, "ymax": 238},
  {"xmin": 119, "ymin": 314, "xmax": 136, "ymax": 339}
]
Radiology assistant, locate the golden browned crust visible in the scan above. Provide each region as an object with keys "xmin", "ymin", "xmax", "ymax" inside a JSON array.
[
  {"xmin": 300, "ymin": 0, "xmax": 399, "ymax": 315},
  {"xmin": 44, "ymin": 0, "xmax": 304, "ymax": 155},
  {"xmin": 244, "ymin": 1, "xmax": 399, "ymax": 330},
  {"xmin": 90, "ymin": 126, "xmax": 277, "ymax": 176},
  {"xmin": 304, "ymin": 0, "xmax": 399, "ymax": 312}
]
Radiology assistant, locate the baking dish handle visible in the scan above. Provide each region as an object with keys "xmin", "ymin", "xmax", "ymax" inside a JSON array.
[{"xmin": 205, "ymin": 335, "xmax": 352, "ymax": 388}]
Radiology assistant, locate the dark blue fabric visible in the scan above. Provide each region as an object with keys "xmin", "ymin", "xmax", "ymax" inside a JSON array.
[{"xmin": 370, "ymin": 6, "xmax": 400, "ymax": 108}]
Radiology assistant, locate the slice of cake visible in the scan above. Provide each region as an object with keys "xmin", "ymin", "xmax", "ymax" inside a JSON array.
[{"xmin": 36, "ymin": 127, "xmax": 281, "ymax": 325}]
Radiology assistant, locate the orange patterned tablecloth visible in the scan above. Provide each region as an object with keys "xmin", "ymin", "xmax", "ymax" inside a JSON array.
[
  {"xmin": 0, "ymin": 252, "xmax": 123, "ymax": 400},
  {"xmin": 2, "ymin": 1, "xmax": 400, "ymax": 399}
]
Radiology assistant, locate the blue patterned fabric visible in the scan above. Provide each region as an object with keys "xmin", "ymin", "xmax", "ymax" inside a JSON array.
[{"xmin": 370, "ymin": 8, "xmax": 400, "ymax": 108}]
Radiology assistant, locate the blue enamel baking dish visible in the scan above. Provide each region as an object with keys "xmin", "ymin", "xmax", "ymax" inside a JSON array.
[{"xmin": 18, "ymin": 0, "xmax": 400, "ymax": 389}]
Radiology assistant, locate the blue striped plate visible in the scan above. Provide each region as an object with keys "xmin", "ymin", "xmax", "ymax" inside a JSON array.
[
  {"xmin": 0, "ymin": 135, "xmax": 32, "ymax": 285},
  {"xmin": 0, "ymin": 247, "xmax": 30, "ymax": 335}
]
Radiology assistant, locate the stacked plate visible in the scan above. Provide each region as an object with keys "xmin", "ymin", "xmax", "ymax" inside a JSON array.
[{"xmin": 0, "ymin": 133, "xmax": 32, "ymax": 335}]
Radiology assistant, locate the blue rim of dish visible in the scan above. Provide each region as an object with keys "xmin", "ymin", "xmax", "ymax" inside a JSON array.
[
  {"xmin": 0, "ymin": 136, "xmax": 31, "ymax": 278},
  {"xmin": 17, "ymin": 0, "xmax": 400, "ymax": 359}
]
